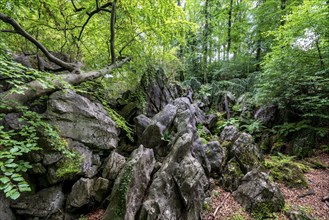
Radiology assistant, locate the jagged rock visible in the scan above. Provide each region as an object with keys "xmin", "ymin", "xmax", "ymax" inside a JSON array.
[
  {"xmin": 174, "ymin": 109, "xmax": 196, "ymax": 135},
  {"xmin": 233, "ymin": 168, "xmax": 285, "ymax": 215},
  {"xmin": 0, "ymin": 193, "xmax": 15, "ymax": 220},
  {"xmin": 31, "ymin": 163, "xmax": 47, "ymax": 174},
  {"xmin": 192, "ymin": 138, "xmax": 211, "ymax": 176},
  {"xmin": 92, "ymin": 177, "xmax": 110, "ymax": 203},
  {"xmin": 102, "ymin": 151, "xmax": 126, "ymax": 180},
  {"xmin": 134, "ymin": 114, "xmax": 153, "ymax": 143},
  {"xmin": 141, "ymin": 122, "xmax": 164, "ymax": 149},
  {"xmin": 231, "ymin": 132, "xmax": 263, "ymax": 173},
  {"xmin": 45, "ymin": 90, "xmax": 119, "ymax": 150},
  {"xmin": 141, "ymin": 69, "xmax": 183, "ymax": 116},
  {"xmin": 254, "ymin": 105, "xmax": 278, "ymax": 127},
  {"xmin": 11, "ymin": 185, "xmax": 65, "ymax": 218},
  {"xmin": 205, "ymin": 141, "xmax": 228, "ymax": 175},
  {"xmin": 43, "ymin": 152, "xmax": 63, "ymax": 165},
  {"xmin": 206, "ymin": 113, "xmax": 219, "ymax": 132},
  {"xmin": 219, "ymin": 126, "xmax": 263, "ymax": 191},
  {"xmin": 26, "ymin": 152, "xmax": 43, "ymax": 163},
  {"xmin": 171, "ymin": 97, "xmax": 193, "ymax": 113},
  {"xmin": 139, "ymin": 133, "xmax": 208, "ymax": 220},
  {"xmin": 46, "ymin": 167, "xmax": 61, "ymax": 185},
  {"xmin": 220, "ymin": 126, "xmax": 240, "ymax": 142},
  {"xmin": 1, "ymin": 113, "xmax": 24, "ymax": 130},
  {"xmin": 221, "ymin": 158, "xmax": 244, "ymax": 192},
  {"xmin": 153, "ymin": 104, "xmax": 177, "ymax": 130},
  {"xmin": 69, "ymin": 141, "xmax": 99, "ymax": 178},
  {"xmin": 103, "ymin": 145, "xmax": 155, "ymax": 220},
  {"xmin": 66, "ymin": 178, "xmax": 94, "ymax": 211}
]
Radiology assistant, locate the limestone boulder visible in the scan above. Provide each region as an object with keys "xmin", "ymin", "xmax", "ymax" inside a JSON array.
[
  {"xmin": 45, "ymin": 90, "xmax": 119, "ymax": 150},
  {"xmin": 11, "ymin": 186, "xmax": 65, "ymax": 218},
  {"xmin": 0, "ymin": 193, "xmax": 15, "ymax": 220},
  {"xmin": 233, "ymin": 168, "xmax": 285, "ymax": 215},
  {"xmin": 102, "ymin": 151, "xmax": 126, "ymax": 180}
]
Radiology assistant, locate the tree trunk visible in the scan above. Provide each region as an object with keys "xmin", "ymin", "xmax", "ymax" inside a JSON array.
[
  {"xmin": 203, "ymin": 0, "xmax": 210, "ymax": 83},
  {"xmin": 226, "ymin": 0, "xmax": 233, "ymax": 60},
  {"xmin": 110, "ymin": 0, "xmax": 117, "ymax": 64}
]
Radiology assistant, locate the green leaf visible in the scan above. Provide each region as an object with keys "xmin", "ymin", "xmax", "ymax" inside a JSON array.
[{"xmin": 0, "ymin": 176, "xmax": 10, "ymax": 184}]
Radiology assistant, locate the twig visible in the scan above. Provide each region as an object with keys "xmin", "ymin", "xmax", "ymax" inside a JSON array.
[{"xmin": 211, "ymin": 192, "xmax": 231, "ymax": 219}]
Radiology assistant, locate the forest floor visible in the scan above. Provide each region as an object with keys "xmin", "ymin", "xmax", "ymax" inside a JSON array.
[
  {"xmin": 202, "ymin": 151, "xmax": 329, "ymax": 220},
  {"xmin": 85, "ymin": 152, "xmax": 329, "ymax": 220}
]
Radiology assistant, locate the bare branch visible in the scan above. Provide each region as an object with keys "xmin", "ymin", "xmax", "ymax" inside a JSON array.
[
  {"xmin": 78, "ymin": 2, "xmax": 113, "ymax": 41},
  {"xmin": 0, "ymin": 12, "xmax": 77, "ymax": 72},
  {"xmin": 1, "ymin": 29, "xmax": 17, "ymax": 33},
  {"xmin": 71, "ymin": 0, "xmax": 85, "ymax": 12}
]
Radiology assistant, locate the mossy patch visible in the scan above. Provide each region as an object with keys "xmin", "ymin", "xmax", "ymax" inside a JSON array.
[
  {"xmin": 115, "ymin": 163, "xmax": 133, "ymax": 217},
  {"xmin": 264, "ymin": 153, "xmax": 309, "ymax": 188}
]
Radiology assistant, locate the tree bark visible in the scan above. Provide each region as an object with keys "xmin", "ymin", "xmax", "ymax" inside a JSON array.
[
  {"xmin": 226, "ymin": 0, "xmax": 233, "ymax": 60},
  {"xmin": 0, "ymin": 12, "xmax": 77, "ymax": 72},
  {"xmin": 203, "ymin": 0, "xmax": 210, "ymax": 83},
  {"xmin": 110, "ymin": 0, "xmax": 117, "ymax": 64}
]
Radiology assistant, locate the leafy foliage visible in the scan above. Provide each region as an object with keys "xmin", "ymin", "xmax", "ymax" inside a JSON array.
[
  {"xmin": 255, "ymin": 0, "xmax": 329, "ymax": 122},
  {"xmin": 0, "ymin": 108, "xmax": 78, "ymax": 199}
]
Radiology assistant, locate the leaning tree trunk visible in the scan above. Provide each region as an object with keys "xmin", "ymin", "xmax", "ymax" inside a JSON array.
[{"xmin": 0, "ymin": 57, "xmax": 130, "ymax": 113}]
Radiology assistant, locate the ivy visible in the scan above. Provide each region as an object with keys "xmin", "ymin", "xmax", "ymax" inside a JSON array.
[{"xmin": 0, "ymin": 108, "xmax": 78, "ymax": 200}]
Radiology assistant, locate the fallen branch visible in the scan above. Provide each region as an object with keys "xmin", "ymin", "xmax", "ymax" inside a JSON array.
[
  {"xmin": 210, "ymin": 192, "xmax": 231, "ymax": 219},
  {"xmin": 0, "ymin": 57, "xmax": 131, "ymax": 113}
]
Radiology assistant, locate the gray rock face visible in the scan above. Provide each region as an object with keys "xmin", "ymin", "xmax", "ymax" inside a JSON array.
[
  {"xmin": 66, "ymin": 178, "xmax": 94, "ymax": 211},
  {"xmin": 93, "ymin": 177, "xmax": 110, "ymax": 203},
  {"xmin": 103, "ymin": 145, "xmax": 155, "ymax": 220},
  {"xmin": 141, "ymin": 69, "xmax": 183, "ymax": 116},
  {"xmin": 45, "ymin": 90, "xmax": 119, "ymax": 150},
  {"xmin": 205, "ymin": 141, "xmax": 227, "ymax": 175},
  {"xmin": 2, "ymin": 113, "xmax": 24, "ymax": 130},
  {"xmin": 134, "ymin": 114, "xmax": 153, "ymax": 143},
  {"xmin": 232, "ymin": 132, "xmax": 263, "ymax": 173},
  {"xmin": 43, "ymin": 152, "xmax": 63, "ymax": 165},
  {"xmin": 102, "ymin": 151, "xmax": 126, "ymax": 180},
  {"xmin": 141, "ymin": 122, "xmax": 164, "ymax": 150},
  {"xmin": 233, "ymin": 169, "xmax": 285, "ymax": 214},
  {"xmin": 219, "ymin": 126, "xmax": 263, "ymax": 191},
  {"xmin": 254, "ymin": 105, "xmax": 278, "ymax": 127},
  {"xmin": 69, "ymin": 141, "xmax": 100, "ymax": 178},
  {"xmin": 31, "ymin": 163, "xmax": 47, "ymax": 174},
  {"xmin": 140, "ymin": 133, "xmax": 208, "ymax": 220},
  {"xmin": 221, "ymin": 158, "xmax": 244, "ymax": 192},
  {"xmin": 0, "ymin": 193, "xmax": 15, "ymax": 220},
  {"xmin": 11, "ymin": 186, "xmax": 65, "ymax": 218},
  {"xmin": 152, "ymin": 104, "xmax": 177, "ymax": 129},
  {"xmin": 220, "ymin": 125, "xmax": 240, "ymax": 142},
  {"xmin": 139, "ymin": 98, "xmax": 208, "ymax": 220}
]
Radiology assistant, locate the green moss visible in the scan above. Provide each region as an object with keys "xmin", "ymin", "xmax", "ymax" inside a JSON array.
[
  {"xmin": 251, "ymin": 202, "xmax": 283, "ymax": 220},
  {"xmin": 56, "ymin": 155, "xmax": 82, "ymax": 178},
  {"xmin": 264, "ymin": 153, "xmax": 309, "ymax": 188},
  {"xmin": 229, "ymin": 213, "xmax": 247, "ymax": 220},
  {"xmin": 221, "ymin": 140, "xmax": 233, "ymax": 149},
  {"xmin": 115, "ymin": 164, "xmax": 133, "ymax": 217}
]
